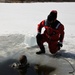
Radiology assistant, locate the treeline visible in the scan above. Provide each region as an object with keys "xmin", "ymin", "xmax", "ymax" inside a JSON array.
[{"xmin": 0, "ymin": 0, "xmax": 75, "ymax": 3}]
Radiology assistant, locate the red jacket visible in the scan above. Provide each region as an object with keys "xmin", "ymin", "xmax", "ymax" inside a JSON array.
[{"xmin": 37, "ymin": 20, "xmax": 64, "ymax": 42}]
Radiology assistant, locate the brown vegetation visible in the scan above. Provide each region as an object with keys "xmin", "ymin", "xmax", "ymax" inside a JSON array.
[{"xmin": 0, "ymin": 0, "xmax": 75, "ymax": 3}]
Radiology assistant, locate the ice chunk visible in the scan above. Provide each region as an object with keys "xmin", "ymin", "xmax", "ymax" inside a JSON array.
[{"xmin": 24, "ymin": 34, "xmax": 37, "ymax": 47}]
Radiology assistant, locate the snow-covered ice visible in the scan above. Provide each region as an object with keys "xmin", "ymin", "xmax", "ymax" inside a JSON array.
[{"xmin": 0, "ymin": 2, "xmax": 75, "ymax": 75}]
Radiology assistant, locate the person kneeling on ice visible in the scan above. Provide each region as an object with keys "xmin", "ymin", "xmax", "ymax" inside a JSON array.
[
  {"xmin": 11, "ymin": 55, "xmax": 29, "ymax": 75},
  {"xmin": 36, "ymin": 10, "xmax": 65, "ymax": 54}
]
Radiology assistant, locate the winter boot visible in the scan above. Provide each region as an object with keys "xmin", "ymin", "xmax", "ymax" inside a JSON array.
[
  {"xmin": 36, "ymin": 51, "xmax": 45, "ymax": 54},
  {"xmin": 36, "ymin": 46, "xmax": 45, "ymax": 54}
]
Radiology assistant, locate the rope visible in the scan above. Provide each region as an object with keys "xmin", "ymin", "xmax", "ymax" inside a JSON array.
[{"xmin": 57, "ymin": 54, "xmax": 75, "ymax": 75}]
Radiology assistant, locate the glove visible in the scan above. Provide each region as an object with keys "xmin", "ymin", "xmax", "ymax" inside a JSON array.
[
  {"xmin": 58, "ymin": 42, "xmax": 63, "ymax": 47},
  {"xmin": 36, "ymin": 32, "xmax": 42, "ymax": 39}
]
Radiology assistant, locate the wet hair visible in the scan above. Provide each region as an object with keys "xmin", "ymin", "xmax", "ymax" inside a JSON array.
[{"xmin": 19, "ymin": 55, "xmax": 27, "ymax": 64}]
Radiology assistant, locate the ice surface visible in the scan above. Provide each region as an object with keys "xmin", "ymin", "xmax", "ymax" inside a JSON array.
[{"xmin": 0, "ymin": 2, "xmax": 75, "ymax": 75}]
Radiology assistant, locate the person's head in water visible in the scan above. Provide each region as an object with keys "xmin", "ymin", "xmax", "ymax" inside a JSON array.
[{"xmin": 19, "ymin": 55, "xmax": 27, "ymax": 64}]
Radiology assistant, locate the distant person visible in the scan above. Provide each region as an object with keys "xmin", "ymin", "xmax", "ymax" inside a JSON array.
[{"xmin": 36, "ymin": 10, "xmax": 65, "ymax": 54}]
